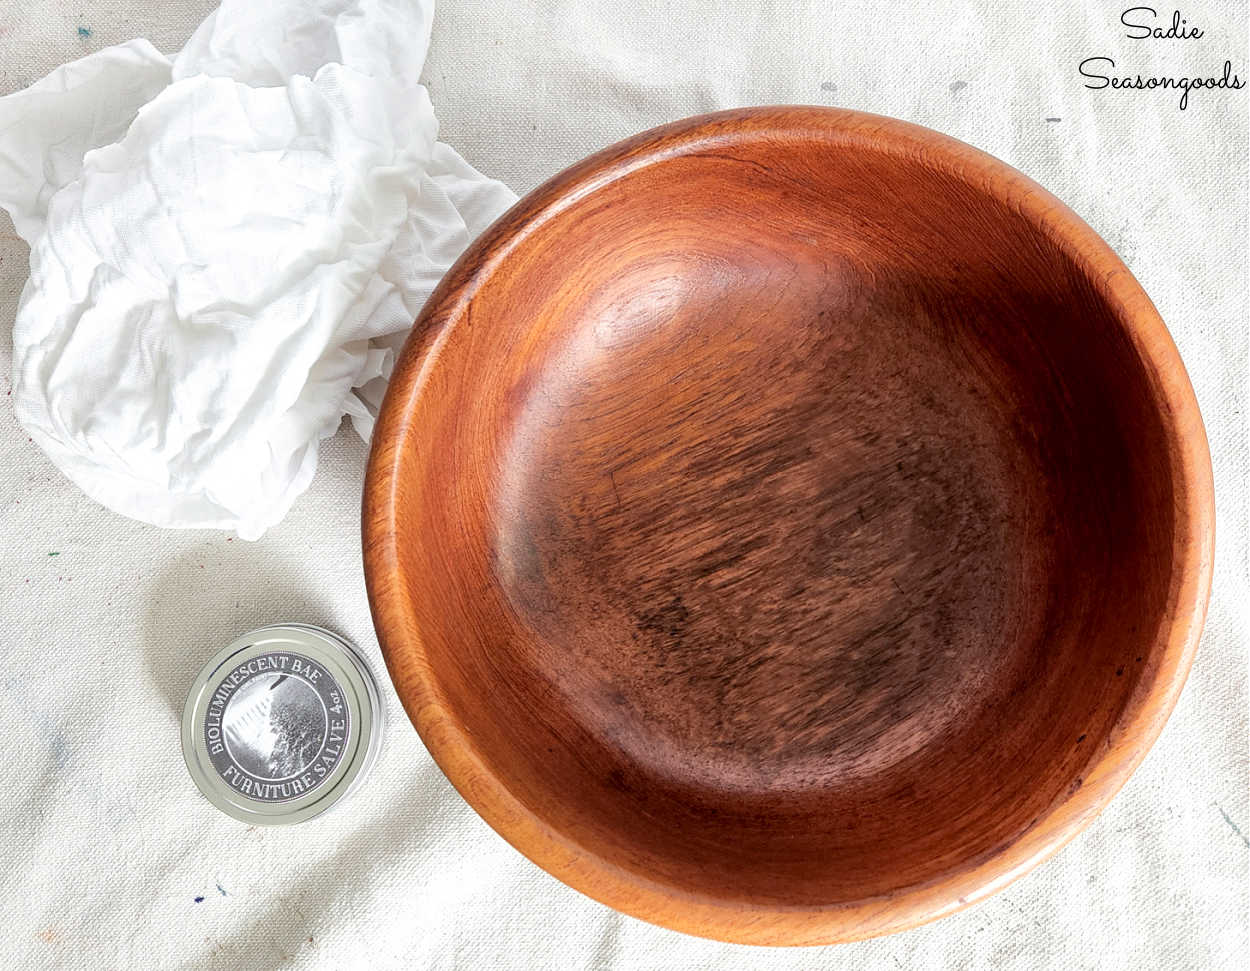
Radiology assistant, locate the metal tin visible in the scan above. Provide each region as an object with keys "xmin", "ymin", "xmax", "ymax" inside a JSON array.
[{"xmin": 181, "ymin": 624, "xmax": 382, "ymax": 825}]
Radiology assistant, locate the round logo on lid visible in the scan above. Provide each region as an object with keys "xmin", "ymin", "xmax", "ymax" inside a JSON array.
[{"xmin": 205, "ymin": 651, "xmax": 351, "ymax": 803}]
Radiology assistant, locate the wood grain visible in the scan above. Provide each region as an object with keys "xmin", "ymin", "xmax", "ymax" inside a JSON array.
[{"xmin": 363, "ymin": 107, "xmax": 1214, "ymax": 945}]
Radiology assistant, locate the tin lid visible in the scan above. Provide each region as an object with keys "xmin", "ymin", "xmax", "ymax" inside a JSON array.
[{"xmin": 181, "ymin": 624, "xmax": 383, "ymax": 825}]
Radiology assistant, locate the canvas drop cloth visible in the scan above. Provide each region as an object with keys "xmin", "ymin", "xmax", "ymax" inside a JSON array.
[{"xmin": 0, "ymin": 1, "xmax": 1245, "ymax": 968}]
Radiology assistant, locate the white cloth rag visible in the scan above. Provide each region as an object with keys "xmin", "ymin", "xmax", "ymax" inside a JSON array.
[{"xmin": 0, "ymin": 0, "xmax": 516, "ymax": 539}]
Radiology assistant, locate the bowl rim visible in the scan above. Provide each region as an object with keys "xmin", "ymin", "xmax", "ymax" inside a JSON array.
[{"xmin": 362, "ymin": 106, "xmax": 1215, "ymax": 945}]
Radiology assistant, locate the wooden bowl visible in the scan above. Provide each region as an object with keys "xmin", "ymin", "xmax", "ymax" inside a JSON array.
[{"xmin": 363, "ymin": 107, "xmax": 1213, "ymax": 944}]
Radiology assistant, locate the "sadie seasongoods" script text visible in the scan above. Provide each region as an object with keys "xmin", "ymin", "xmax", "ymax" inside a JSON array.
[{"xmin": 1078, "ymin": 7, "xmax": 1244, "ymax": 110}]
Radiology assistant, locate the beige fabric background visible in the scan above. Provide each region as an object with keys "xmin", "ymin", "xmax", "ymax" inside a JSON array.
[{"xmin": 0, "ymin": 1, "xmax": 1246, "ymax": 968}]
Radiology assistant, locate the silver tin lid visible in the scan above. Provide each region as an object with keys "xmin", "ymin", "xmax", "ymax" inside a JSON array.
[{"xmin": 181, "ymin": 624, "xmax": 382, "ymax": 825}]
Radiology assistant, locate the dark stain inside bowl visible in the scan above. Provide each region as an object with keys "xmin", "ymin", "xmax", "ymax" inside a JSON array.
[{"xmin": 494, "ymin": 253, "xmax": 1048, "ymax": 793}]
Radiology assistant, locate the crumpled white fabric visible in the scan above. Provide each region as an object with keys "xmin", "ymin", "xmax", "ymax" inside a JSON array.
[{"xmin": 0, "ymin": 0, "xmax": 516, "ymax": 539}]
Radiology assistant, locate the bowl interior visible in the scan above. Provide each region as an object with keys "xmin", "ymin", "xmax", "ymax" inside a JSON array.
[{"xmin": 373, "ymin": 114, "xmax": 1198, "ymax": 928}]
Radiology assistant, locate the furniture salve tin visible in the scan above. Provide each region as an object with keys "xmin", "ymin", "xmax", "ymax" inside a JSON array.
[{"xmin": 182, "ymin": 624, "xmax": 382, "ymax": 824}]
